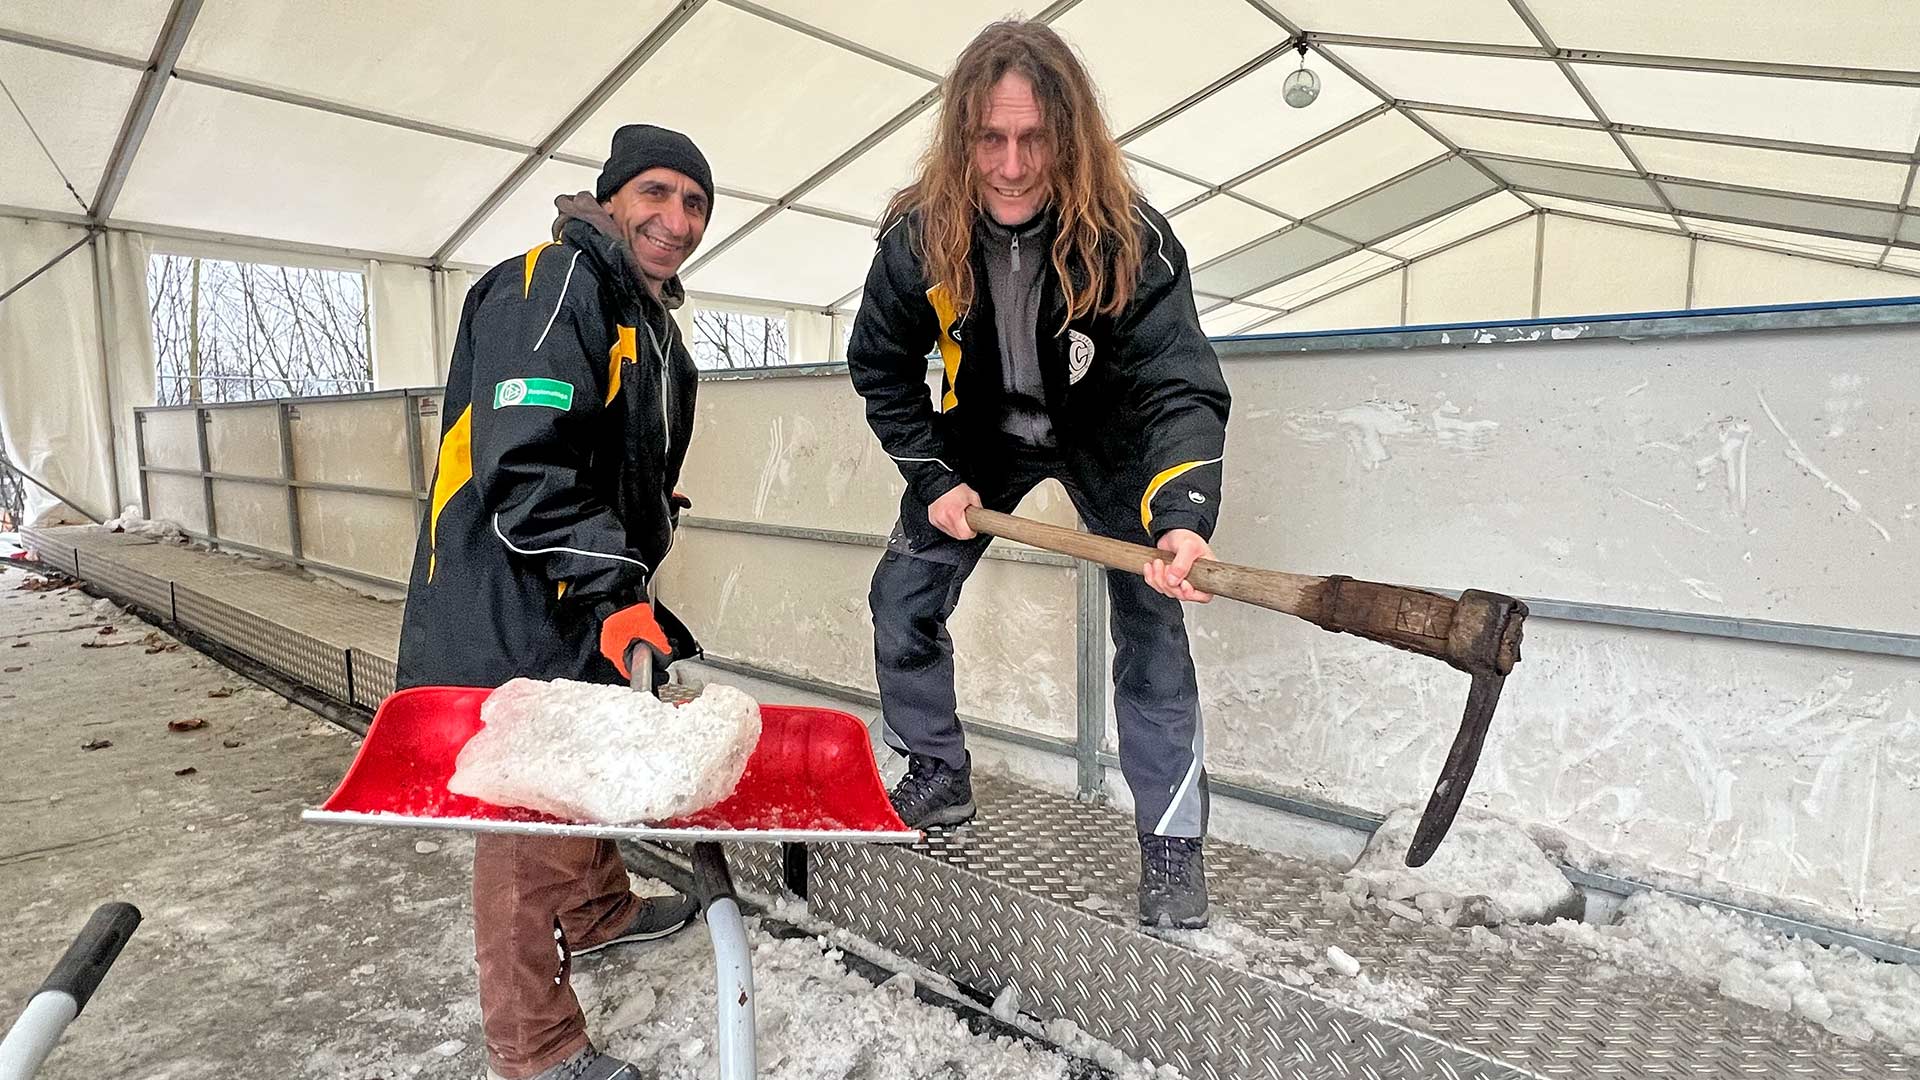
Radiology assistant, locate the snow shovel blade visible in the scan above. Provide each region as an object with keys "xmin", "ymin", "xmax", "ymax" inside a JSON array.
[{"xmin": 1404, "ymin": 671, "xmax": 1506, "ymax": 868}]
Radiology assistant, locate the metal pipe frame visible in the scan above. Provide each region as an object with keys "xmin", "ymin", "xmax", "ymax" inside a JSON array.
[
  {"xmin": 89, "ymin": 0, "xmax": 203, "ymax": 222},
  {"xmin": 139, "ymin": 464, "xmax": 428, "ymax": 503},
  {"xmin": 0, "ymin": 233, "xmax": 91, "ymax": 307},
  {"xmin": 4, "ymin": 0, "xmax": 1916, "ymax": 302}
]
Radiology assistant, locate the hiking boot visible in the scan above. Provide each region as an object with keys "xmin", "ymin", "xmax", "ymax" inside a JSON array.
[
  {"xmin": 1138, "ymin": 833, "xmax": 1209, "ymax": 930},
  {"xmin": 490, "ymin": 1047, "xmax": 638, "ymax": 1080},
  {"xmin": 888, "ymin": 752, "xmax": 975, "ymax": 828},
  {"xmin": 569, "ymin": 892, "xmax": 699, "ymax": 957}
]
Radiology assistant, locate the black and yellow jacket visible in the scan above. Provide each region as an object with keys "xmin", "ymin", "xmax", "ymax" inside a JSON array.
[
  {"xmin": 396, "ymin": 201, "xmax": 699, "ymax": 690},
  {"xmin": 847, "ymin": 202, "xmax": 1230, "ymax": 546}
]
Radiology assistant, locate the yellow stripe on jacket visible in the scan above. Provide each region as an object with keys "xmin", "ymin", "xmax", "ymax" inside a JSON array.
[
  {"xmin": 426, "ymin": 405, "xmax": 473, "ymax": 580},
  {"xmin": 926, "ymin": 283, "xmax": 961, "ymax": 412},
  {"xmin": 1139, "ymin": 456, "xmax": 1223, "ymax": 533}
]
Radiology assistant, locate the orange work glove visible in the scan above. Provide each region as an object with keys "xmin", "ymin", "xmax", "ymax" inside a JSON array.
[{"xmin": 599, "ymin": 601, "xmax": 672, "ymax": 681}]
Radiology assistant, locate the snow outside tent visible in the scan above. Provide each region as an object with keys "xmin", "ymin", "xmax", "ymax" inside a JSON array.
[{"xmin": 3, "ymin": 1, "xmax": 1920, "ymax": 1076}]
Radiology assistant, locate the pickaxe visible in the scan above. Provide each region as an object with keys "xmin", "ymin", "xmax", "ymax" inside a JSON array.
[{"xmin": 965, "ymin": 507, "xmax": 1528, "ymax": 867}]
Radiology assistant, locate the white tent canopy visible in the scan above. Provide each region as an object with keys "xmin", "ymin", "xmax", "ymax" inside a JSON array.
[{"xmin": 7, "ymin": 0, "xmax": 1920, "ymax": 331}]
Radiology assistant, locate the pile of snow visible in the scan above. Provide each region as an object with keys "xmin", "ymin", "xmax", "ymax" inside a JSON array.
[
  {"xmin": 1346, "ymin": 807, "xmax": 1582, "ymax": 926},
  {"xmin": 1151, "ymin": 919, "xmax": 1434, "ymax": 1021},
  {"xmin": 103, "ymin": 505, "xmax": 188, "ymax": 543},
  {"xmin": 1536, "ymin": 892, "xmax": 1920, "ymax": 1051},
  {"xmin": 577, "ymin": 918, "xmax": 1182, "ymax": 1079},
  {"xmin": 450, "ymin": 680, "xmax": 760, "ymax": 823}
]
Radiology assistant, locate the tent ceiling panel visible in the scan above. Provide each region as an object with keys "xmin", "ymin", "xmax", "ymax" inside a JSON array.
[
  {"xmin": 1244, "ymin": 248, "xmax": 1397, "ymax": 309},
  {"xmin": 0, "ymin": 0, "xmax": 171, "ymax": 57},
  {"xmin": 747, "ymin": 0, "xmax": 1028, "ymax": 73},
  {"xmin": 1165, "ymin": 195, "xmax": 1291, "ymax": 266},
  {"xmin": 115, "ymin": 80, "xmax": 525, "ymax": 254},
  {"xmin": 1481, "ymin": 157, "xmax": 1666, "ymax": 210},
  {"xmin": 1052, "ymin": 0, "xmax": 1287, "ymax": 134},
  {"xmin": 1899, "ymin": 214, "xmax": 1920, "ymax": 247},
  {"xmin": 1122, "ymin": 53, "xmax": 1379, "ymax": 184},
  {"xmin": 1273, "ymin": 0, "xmax": 1538, "ymax": 47},
  {"xmin": 1679, "ymin": 217, "xmax": 1889, "ymax": 263},
  {"xmin": 1414, "ymin": 109, "xmax": 1631, "ymax": 170},
  {"xmin": 1624, "ymin": 134, "xmax": 1911, "ymax": 206},
  {"xmin": 1325, "ymin": 45, "xmax": 1596, "ymax": 122},
  {"xmin": 560, "ymin": 3, "xmax": 928, "ymax": 199},
  {"xmin": 1233, "ymin": 112, "xmax": 1447, "ymax": 218},
  {"xmin": 685, "ymin": 209, "xmax": 874, "ymax": 307},
  {"xmin": 1525, "ymin": 0, "xmax": 1920, "ymax": 74},
  {"xmin": 1311, "ymin": 157, "xmax": 1495, "ymax": 244},
  {"xmin": 1527, "ymin": 193, "xmax": 1679, "ymax": 231},
  {"xmin": 0, "ymin": 44, "xmax": 143, "ymax": 213},
  {"xmin": 176, "ymin": 0, "xmax": 680, "ymax": 146},
  {"xmin": 1189, "ymin": 226, "xmax": 1350, "ymax": 298},
  {"xmin": 798, "ymin": 107, "xmax": 935, "ymax": 221},
  {"xmin": 1661, "ymin": 181, "xmax": 1895, "ymax": 244},
  {"xmin": 1572, "ymin": 63, "xmax": 1920, "ymax": 154},
  {"xmin": 1197, "ymin": 300, "xmax": 1279, "ymax": 337},
  {"xmin": 1128, "ymin": 159, "xmax": 1210, "ymax": 210},
  {"xmin": 1376, "ymin": 191, "xmax": 1532, "ymax": 257},
  {"xmin": 452, "ymin": 157, "xmax": 600, "ymax": 267}
]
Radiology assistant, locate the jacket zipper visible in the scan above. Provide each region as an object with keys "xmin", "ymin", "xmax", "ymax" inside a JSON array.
[{"xmin": 1011, "ymin": 233, "xmax": 1020, "ymax": 273}]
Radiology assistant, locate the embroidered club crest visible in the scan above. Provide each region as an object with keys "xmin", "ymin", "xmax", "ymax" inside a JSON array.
[{"xmin": 1067, "ymin": 329, "xmax": 1094, "ymax": 385}]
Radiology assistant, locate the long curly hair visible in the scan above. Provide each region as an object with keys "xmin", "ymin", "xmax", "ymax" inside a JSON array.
[{"xmin": 884, "ymin": 21, "xmax": 1143, "ymax": 327}]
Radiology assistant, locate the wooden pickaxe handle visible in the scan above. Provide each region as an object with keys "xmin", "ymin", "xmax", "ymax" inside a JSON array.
[{"xmin": 964, "ymin": 507, "xmax": 1525, "ymax": 678}]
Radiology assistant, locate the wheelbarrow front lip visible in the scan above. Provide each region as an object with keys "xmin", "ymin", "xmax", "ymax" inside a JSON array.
[{"xmin": 301, "ymin": 808, "xmax": 921, "ymax": 844}]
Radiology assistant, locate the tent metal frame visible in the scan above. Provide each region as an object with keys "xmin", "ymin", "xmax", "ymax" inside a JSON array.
[{"xmin": 4, "ymin": 0, "xmax": 1920, "ymax": 316}]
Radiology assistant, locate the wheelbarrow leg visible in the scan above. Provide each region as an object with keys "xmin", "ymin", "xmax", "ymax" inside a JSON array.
[{"xmin": 691, "ymin": 841, "xmax": 755, "ymax": 1080}]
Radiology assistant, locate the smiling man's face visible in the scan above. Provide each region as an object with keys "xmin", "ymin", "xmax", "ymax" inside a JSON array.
[
  {"xmin": 603, "ymin": 166, "xmax": 709, "ymax": 294},
  {"xmin": 974, "ymin": 70, "xmax": 1054, "ymax": 227}
]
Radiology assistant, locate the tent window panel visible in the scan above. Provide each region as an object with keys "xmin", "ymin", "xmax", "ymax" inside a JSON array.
[
  {"xmin": 147, "ymin": 253, "xmax": 371, "ymax": 405},
  {"xmin": 690, "ymin": 307, "xmax": 791, "ymax": 370}
]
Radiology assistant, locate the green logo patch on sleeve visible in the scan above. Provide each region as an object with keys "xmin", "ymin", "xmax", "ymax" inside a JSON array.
[{"xmin": 493, "ymin": 377, "xmax": 574, "ymax": 410}]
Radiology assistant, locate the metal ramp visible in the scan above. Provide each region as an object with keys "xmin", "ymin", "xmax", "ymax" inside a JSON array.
[{"xmin": 21, "ymin": 523, "xmax": 1915, "ymax": 1080}]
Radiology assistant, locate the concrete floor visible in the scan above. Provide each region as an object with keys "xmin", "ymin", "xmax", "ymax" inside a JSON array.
[{"xmin": 0, "ymin": 565, "xmax": 487, "ymax": 1080}]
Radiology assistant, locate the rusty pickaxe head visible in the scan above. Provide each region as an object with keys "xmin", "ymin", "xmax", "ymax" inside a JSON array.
[{"xmin": 1316, "ymin": 581, "xmax": 1528, "ymax": 866}]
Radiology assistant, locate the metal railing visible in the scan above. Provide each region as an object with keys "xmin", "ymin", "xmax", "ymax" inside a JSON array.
[{"xmin": 133, "ymin": 387, "xmax": 431, "ymax": 590}]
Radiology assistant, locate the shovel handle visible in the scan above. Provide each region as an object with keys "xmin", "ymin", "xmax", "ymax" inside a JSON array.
[{"xmin": 963, "ymin": 508, "xmax": 1524, "ymax": 677}]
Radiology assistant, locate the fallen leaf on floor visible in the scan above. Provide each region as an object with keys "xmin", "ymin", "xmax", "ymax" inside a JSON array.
[
  {"xmin": 9, "ymin": 641, "xmax": 27, "ymax": 648},
  {"xmin": 222, "ymin": 738, "xmax": 243, "ymax": 748},
  {"xmin": 80, "ymin": 639, "xmax": 131, "ymax": 649},
  {"xmin": 174, "ymin": 767, "xmax": 198, "ymax": 777},
  {"xmin": 96, "ymin": 625, "xmax": 116, "ymax": 636},
  {"xmin": 167, "ymin": 718, "xmax": 209, "ymax": 732},
  {"xmin": 207, "ymin": 688, "xmax": 234, "ymax": 698},
  {"xmin": 81, "ymin": 739, "xmax": 112, "ymax": 751},
  {"xmin": 3, "ymin": 666, "xmax": 19, "ymax": 673}
]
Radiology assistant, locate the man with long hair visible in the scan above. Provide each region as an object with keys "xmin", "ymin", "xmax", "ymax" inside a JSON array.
[{"xmin": 848, "ymin": 20, "xmax": 1230, "ymax": 929}]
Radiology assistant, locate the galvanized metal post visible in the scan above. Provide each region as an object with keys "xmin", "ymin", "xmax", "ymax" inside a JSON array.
[
  {"xmin": 277, "ymin": 403, "xmax": 302, "ymax": 561},
  {"xmin": 402, "ymin": 392, "xmax": 427, "ymax": 530},
  {"xmin": 195, "ymin": 407, "xmax": 218, "ymax": 546},
  {"xmin": 1073, "ymin": 546, "xmax": 1108, "ymax": 802},
  {"xmin": 134, "ymin": 412, "xmax": 150, "ymax": 520}
]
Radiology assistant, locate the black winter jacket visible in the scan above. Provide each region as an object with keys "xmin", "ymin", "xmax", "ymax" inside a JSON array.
[
  {"xmin": 847, "ymin": 202, "xmax": 1229, "ymax": 545},
  {"xmin": 396, "ymin": 207, "xmax": 699, "ymax": 690}
]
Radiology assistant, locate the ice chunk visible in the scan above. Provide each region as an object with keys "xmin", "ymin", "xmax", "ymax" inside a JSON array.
[
  {"xmin": 1326, "ymin": 945, "xmax": 1361, "ymax": 977},
  {"xmin": 1348, "ymin": 807, "xmax": 1582, "ymax": 925},
  {"xmin": 448, "ymin": 680, "xmax": 760, "ymax": 823}
]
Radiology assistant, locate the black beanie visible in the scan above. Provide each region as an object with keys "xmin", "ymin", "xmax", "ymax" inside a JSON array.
[{"xmin": 595, "ymin": 124, "xmax": 715, "ymax": 210}]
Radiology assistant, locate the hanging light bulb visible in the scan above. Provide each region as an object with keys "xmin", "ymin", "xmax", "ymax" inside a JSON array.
[{"xmin": 1283, "ymin": 39, "xmax": 1320, "ymax": 108}]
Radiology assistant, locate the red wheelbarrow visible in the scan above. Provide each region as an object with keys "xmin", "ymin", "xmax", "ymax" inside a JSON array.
[{"xmin": 303, "ymin": 654, "xmax": 917, "ymax": 1080}]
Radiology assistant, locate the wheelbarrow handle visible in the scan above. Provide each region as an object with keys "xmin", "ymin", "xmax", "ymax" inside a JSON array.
[
  {"xmin": 37, "ymin": 902, "xmax": 140, "ymax": 1016},
  {"xmin": 0, "ymin": 903, "xmax": 141, "ymax": 1080}
]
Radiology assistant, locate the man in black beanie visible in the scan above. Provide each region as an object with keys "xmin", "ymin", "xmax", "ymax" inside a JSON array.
[{"xmin": 397, "ymin": 123, "xmax": 715, "ymax": 1080}]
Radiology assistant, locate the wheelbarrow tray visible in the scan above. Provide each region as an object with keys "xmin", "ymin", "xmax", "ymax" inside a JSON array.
[{"xmin": 302, "ymin": 685, "xmax": 919, "ymax": 844}]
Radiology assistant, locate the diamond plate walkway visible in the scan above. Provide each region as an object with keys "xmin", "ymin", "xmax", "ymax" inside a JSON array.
[{"xmin": 24, "ymin": 524, "xmax": 1914, "ymax": 1080}]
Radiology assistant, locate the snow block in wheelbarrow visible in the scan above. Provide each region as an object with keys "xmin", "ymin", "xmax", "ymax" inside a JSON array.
[{"xmin": 310, "ymin": 685, "xmax": 918, "ymax": 842}]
